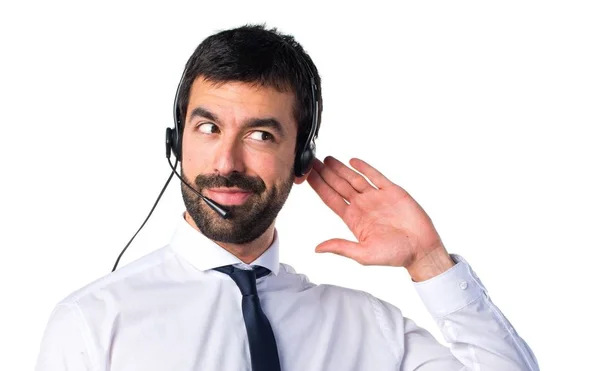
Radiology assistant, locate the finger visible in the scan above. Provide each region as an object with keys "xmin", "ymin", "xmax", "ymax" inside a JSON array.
[
  {"xmin": 313, "ymin": 159, "xmax": 358, "ymax": 202},
  {"xmin": 307, "ymin": 166, "xmax": 348, "ymax": 218},
  {"xmin": 315, "ymin": 238, "xmax": 371, "ymax": 265},
  {"xmin": 349, "ymin": 158, "xmax": 393, "ymax": 189},
  {"xmin": 323, "ymin": 156, "xmax": 377, "ymax": 193}
]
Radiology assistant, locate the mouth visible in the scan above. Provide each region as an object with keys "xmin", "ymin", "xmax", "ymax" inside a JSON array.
[{"xmin": 204, "ymin": 188, "xmax": 253, "ymax": 206}]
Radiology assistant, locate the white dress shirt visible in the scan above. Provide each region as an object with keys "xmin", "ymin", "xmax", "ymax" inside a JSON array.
[{"xmin": 35, "ymin": 215, "xmax": 539, "ymax": 370}]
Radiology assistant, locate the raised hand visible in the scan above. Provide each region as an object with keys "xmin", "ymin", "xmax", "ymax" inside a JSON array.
[{"xmin": 306, "ymin": 156, "xmax": 455, "ymax": 280}]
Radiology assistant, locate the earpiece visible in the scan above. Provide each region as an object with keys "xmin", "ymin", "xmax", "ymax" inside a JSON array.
[
  {"xmin": 167, "ymin": 72, "xmax": 185, "ymax": 162},
  {"xmin": 293, "ymin": 75, "xmax": 319, "ymax": 177}
]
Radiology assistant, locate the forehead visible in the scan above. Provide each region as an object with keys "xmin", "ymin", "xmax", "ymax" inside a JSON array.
[{"xmin": 186, "ymin": 78, "xmax": 297, "ymax": 128}]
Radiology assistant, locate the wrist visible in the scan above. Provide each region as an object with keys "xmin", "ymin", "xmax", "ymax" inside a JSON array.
[{"xmin": 406, "ymin": 244, "xmax": 455, "ymax": 282}]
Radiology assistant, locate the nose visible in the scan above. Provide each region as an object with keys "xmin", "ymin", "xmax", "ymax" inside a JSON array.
[{"xmin": 212, "ymin": 136, "xmax": 245, "ymax": 176}]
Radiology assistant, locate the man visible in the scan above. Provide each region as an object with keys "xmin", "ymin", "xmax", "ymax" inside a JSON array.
[{"xmin": 35, "ymin": 24, "xmax": 539, "ymax": 370}]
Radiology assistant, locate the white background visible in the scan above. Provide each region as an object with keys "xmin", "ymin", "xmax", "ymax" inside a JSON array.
[{"xmin": 1, "ymin": 1, "xmax": 598, "ymax": 370}]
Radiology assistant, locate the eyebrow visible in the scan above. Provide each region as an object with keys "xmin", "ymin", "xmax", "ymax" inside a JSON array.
[
  {"xmin": 246, "ymin": 118, "xmax": 285, "ymax": 138},
  {"xmin": 188, "ymin": 106, "xmax": 218, "ymax": 123},
  {"xmin": 187, "ymin": 106, "xmax": 286, "ymax": 138}
]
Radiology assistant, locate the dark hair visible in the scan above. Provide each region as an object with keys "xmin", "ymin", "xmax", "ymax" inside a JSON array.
[{"xmin": 177, "ymin": 24, "xmax": 322, "ymax": 153}]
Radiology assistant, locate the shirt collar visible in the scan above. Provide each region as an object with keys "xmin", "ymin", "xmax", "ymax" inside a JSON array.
[{"xmin": 169, "ymin": 213, "xmax": 280, "ymax": 275}]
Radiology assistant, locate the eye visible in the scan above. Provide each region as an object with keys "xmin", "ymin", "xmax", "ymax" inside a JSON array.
[
  {"xmin": 248, "ymin": 131, "xmax": 275, "ymax": 142},
  {"xmin": 198, "ymin": 123, "xmax": 219, "ymax": 134}
]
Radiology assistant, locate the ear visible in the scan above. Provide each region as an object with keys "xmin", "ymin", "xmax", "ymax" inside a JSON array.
[{"xmin": 294, "ymin": 167, "xmax": 312, "ymax": 185}]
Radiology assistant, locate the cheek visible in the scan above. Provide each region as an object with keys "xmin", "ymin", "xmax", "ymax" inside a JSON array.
[
  {"xmin": 247, "ymin": 145, "xmax": 296, "ymax": 184},
  {"xmin": 247, "ymin": 152, "xmax": 289, "ymax": 180},
  {"xmin": 181, "ymin": 135, "xmax": 204, "ymax": 173}
]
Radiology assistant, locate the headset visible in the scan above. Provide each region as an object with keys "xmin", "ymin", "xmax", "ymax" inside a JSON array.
[{"xmin": 111, "ymin": 43, "xmax": 320, "ymax": 272}]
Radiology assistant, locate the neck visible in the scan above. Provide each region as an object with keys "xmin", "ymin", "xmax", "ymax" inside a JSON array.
[{"xmin": 184, "ymin": 211, "xmax": 275, "ymax": 264}]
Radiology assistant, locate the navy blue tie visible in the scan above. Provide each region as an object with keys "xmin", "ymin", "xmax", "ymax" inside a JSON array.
[{"xmin": 214, "ymin": 265, "xmax": 281, "ymax": 371}]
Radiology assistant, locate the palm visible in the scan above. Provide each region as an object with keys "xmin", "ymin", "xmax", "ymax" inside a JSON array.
[{"xmin": 307, "ymin": 157, "xmax": 442, "ymax": 267}]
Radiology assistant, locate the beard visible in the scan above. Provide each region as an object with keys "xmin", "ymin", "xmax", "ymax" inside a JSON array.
[{"xmin": 181, "ymin": 168, "xmax": 295, "ymax": 244}]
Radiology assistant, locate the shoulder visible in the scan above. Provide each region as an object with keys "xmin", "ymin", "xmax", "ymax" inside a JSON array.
[
  {"xmin": 56, "ymin": 245, "xmax": 177, "ymax": 307},
  {"xmin": 278, "ymin": 262, "xmax": 405, "ymax": 317}
]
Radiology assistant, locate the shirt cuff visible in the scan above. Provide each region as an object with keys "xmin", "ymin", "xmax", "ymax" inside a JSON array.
[{"xmin": 413, "ymin": 254, "xmax": 487, "ymax": 318}]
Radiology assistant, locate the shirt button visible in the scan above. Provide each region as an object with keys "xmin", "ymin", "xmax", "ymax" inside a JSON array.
[{"xmin": 459, "ymin": 281, "xmax": 468, "ymax": 290}]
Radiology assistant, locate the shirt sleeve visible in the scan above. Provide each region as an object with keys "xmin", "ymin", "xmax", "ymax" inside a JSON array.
[
  {"xmin": 34, "ymin": 303, "xmax": 95, "ymax": 371},
  {"xmin": 406, "ymin": 253, "xmax": 539, "ymax": 371}
]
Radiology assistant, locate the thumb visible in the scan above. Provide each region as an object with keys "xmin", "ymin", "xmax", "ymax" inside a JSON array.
[{"xmin": 315, "ymin": 238, "xmax": 366, "ymax": 263}]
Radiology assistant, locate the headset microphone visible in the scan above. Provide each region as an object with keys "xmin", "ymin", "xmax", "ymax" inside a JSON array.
[{"xmin": 165, "ymin": 153, "xmax": 231, "ymax": 220}]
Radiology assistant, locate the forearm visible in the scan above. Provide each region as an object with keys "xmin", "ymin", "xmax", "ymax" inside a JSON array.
[{"xmin": 413, "ymin": 255, "xmax": 539, "ymax": 370}]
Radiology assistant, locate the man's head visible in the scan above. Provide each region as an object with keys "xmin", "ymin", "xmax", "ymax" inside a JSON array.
[{"xmin": 177, "ymin": 24, "xmax": 322, "ymax": 244}]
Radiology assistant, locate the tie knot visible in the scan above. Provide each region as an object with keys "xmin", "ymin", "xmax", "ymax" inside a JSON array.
[{"xmin": 214, "ymin": 265, "xmax": 271, "ymax": 296}]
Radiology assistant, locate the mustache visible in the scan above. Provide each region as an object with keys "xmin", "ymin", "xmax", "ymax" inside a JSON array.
[{"xmin": 194, "ymin": 172, "xmax": 266, "ymax": 194}]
